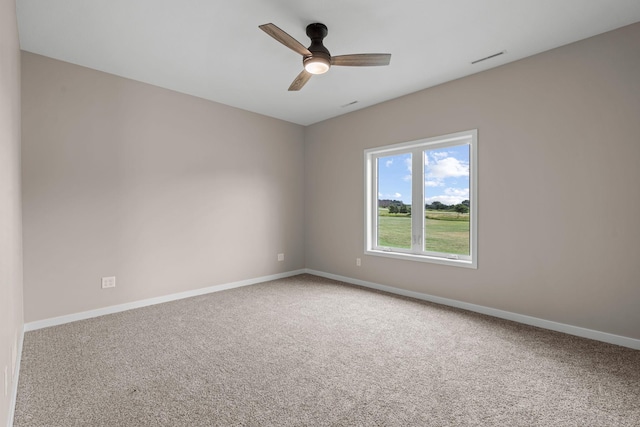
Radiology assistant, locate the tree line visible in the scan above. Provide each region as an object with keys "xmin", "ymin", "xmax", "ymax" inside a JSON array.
[{"xmin": 379, "ymin": 199, "xmax": 470, "ymax": 215}]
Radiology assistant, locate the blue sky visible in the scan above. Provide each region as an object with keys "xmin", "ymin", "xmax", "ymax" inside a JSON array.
[{"xmin": 378, "ymin": 144, "xmax": 470, "ymax": 206}]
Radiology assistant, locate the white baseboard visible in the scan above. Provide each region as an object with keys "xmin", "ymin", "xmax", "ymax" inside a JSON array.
[
  {"xmin": 305, "ymin": 269, "xmax": 640, "ymax": 350},
  {"xmin": 7, "ymin": 327, "xmax": 24, "ymax": 427},
  {"xmin": 22, "ymin": 267, "xmax": 640, "ymax": 350},
  {"xmin": 24, "ymin": 269, "xmax": 306, "ymax": 332}
]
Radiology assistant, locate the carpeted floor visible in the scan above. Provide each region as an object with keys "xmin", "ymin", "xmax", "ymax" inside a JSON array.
[{"xmin": 14, "ymin": 274, "xmax": 640, "ymax": 426}]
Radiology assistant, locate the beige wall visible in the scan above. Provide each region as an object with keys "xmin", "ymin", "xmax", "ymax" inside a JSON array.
[
  {"xmin": 305, "ymin": 23, "xmax": 640, "ymax": 340},
  {"xmin": 1, "ymin": 0, "xmax": 24, "ymax": 424},
  {"xmin": 21, "ymin": 52, "xmax": 305, "ymax": 322}
]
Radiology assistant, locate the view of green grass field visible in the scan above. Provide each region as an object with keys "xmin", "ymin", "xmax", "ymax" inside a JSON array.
[{"xmin": 377, "ymin": 210, "xmax": 470, "ymax": 255}]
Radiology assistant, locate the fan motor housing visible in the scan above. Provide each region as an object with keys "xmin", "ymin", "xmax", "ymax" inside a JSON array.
[{"xmin": 306, "ymin": 23, "xmax": 330, "ymax": 56}]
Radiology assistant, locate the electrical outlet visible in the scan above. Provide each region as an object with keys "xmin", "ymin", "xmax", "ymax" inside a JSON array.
[
  {"xmin": 101, "ymin": 276, "xmax": 116, "ymax": 289},
  {"xmin": 356, "ymin": 258, "xmax": 361, "ymax": 267},
  {"xmin": 277, "ymin": 253, "xmax": 284, "ymax": 262}
]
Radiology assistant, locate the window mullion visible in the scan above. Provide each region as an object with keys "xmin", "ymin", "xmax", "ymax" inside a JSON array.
[
  {"xmin": 370, "ymin": 155, "xmax": 379, "ymax": 249},
  {"xmin": 411, "ymin": 148, "xmax": 423, "ymax": 253}
]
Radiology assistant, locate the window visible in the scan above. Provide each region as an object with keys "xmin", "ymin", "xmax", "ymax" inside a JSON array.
[{"xmin": 365, "ymin": 130, "xmax": 477, "ymax": 268}]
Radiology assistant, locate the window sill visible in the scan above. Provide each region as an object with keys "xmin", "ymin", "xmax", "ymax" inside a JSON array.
[{"xmin": 365, "ymin": 249, "xmax": 477, "ymax": 269}]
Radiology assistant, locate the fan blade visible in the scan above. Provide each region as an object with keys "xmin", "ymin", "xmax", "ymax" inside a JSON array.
[
  {"xmin": 288, "ymin": 70, "xmax": 312, "ymax": 91},
  {"xmin": 331, "ymin": 54, "xmax": 391, "ymax": 67},
  {"xmin": 259, "ymin": 23, "xmax": 311, "ymax": 57}
]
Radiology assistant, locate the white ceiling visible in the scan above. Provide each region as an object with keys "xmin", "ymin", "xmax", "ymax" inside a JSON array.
[{"xmin": 16, "ymin": 1, "xmax": 640, "ymax": 126}]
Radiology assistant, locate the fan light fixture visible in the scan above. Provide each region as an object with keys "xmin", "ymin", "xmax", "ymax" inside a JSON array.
[
  {"xmin": 304, "ymin": 56, "xmax": 330, "ymax": 74},
  {"xmin": 258, "ymin": 22, "xmax": 391, "ymax": 91}
]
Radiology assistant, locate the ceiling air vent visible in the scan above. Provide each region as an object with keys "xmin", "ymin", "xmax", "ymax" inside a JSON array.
[{"xmin": 471, "ymin": 51, "xmax": 506, "ymax": 65}]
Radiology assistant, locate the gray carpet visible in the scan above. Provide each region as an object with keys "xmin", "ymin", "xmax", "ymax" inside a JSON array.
[{"xmin": 14, "ymin": 274, "xmax": 640, "ymax": 426}]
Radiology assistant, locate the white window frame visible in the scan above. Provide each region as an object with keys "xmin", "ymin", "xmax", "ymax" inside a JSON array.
[{"xmin": 364, "ymin": 129, "xmax": 477, "ymax": 268}]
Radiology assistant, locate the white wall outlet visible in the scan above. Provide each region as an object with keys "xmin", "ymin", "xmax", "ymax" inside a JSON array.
[
  {"xmin": 101, "ymin": 276, "xmax": 116, "ymax": 289},
  {"xmin": 277, "ymin": 253, "xmax": 284, "ymax": 262},
  {"xmin": 356, "ymin": 258, "xmax": 361, "ymax": 267}
]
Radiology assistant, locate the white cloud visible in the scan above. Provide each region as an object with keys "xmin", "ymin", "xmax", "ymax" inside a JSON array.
[
  {"xmin": 400, "ymin": 157, "xmax": 413, "ymax": 181},
  {"xmin": 426, "ymin": 156, "xmax": 469, "ymax": 179},
  {"xmin": 424, "ymin": 151, "xmax": 450, "ymax": 166},
  {"xmin": 385, "ymin": 159, "xmax": 393, "ymax": 167},
  {"xmin": 405, "ymin": 157, "xmax": 412, "ymax": 173},
  {"xmin": 444, "ymin": 187, "xmax": 469, "ymax": 197},
  {"xmin": 425, "ymin": 179, "xmax": 442, "ymax": 187},
  {"xmin": 425, "ymin": 195, "xmax": 465, "ymax": 205},
  {"xmin": 425, "ymin": 187, "xmax": 469, "ymax": 205},
  {"xmin": 379, "ymin": 192, "xmax": 403, "ymax": 199}
]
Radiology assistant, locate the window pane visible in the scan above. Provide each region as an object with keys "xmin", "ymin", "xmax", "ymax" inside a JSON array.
[
  {"xmin": 424, "ymin": 144, "xmax": 470, "ymax": 255},
  {"xmin": 377, "ymin": 153, "xmax": 412, "ymax": 249}
]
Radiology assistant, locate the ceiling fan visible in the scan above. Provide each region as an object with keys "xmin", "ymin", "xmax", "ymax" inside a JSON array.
[{"xmin": 259, "ymin": 22, "xmax": 391, "ymax": 91}]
